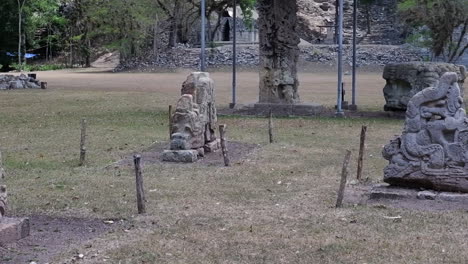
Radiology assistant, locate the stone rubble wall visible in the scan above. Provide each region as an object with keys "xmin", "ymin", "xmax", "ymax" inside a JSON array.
[
  {"xmin": 0, "ymin": 74, "xmax": 42, "ymax": 90},
  {"xmin": 115, "ymin": 44, "xmax": 425, "ymax": 72},
  {"xmin": 297, "ymin": 0, "xmax": 404, "ymax": 45}
]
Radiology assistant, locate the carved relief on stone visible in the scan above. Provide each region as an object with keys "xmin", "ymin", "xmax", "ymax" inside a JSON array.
[
  {"xmin": 0, "ymin": 151, "xmax": 7, "ymax": 221},
  {"xmin": 258, "ymin": 0, "xmax": 300, "ymax": 104},
  {"xmin": 383, "ymin": 62, "xmax": 466, "ymax": 111},
  {"xmin": 382, "ymin": 72, "xmax": 468, "ymax": 193},
  {"xmin": 162, "ymin": 72, "xmax": 219, "ymax": 162}
]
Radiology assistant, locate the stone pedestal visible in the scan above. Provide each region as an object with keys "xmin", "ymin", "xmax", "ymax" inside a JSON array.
[
  {"xmin": 162, "ymin": 150, "xmax": 198, "ymax": 163},
  {"xmin": 0, "ymin": 217, "xmax": 30, "ymax": 245},
  {"xmin": 370, "ymin": 185, "xmax": 468, "ymax": 203},
  {"xmin": 253, "ymin": 103, "xmax": 324, "ymax": 117}
]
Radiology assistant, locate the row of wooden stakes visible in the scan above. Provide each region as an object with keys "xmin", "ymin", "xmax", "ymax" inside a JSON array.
[{"xmin": 77, "ymin": 109, "xmax": 367, "ymax": 214}]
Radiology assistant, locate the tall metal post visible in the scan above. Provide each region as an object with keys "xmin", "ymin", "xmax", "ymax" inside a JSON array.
[
  {"xmin": 200, "ymin": 0, "xmax": 206, "ymax": 72},
  {"xmin": 230, "ymin": 0, "xmax": 237, "ymax": 109},
  {"xmin": 336, "ymin": 0, "xmax": 344, "ymax": 116},
  {"xmin": 350, "ymin": 0, "xmax": 358, "ymax": 110}
]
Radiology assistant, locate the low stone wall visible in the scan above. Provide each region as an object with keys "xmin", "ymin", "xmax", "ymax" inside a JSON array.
[
  {"xmin": 115, "ymin": 44, "xmax": 425, "ymax": 72},
  {"xmin": 0, "ymin": 74, "xmax": 44, "ymax": 90}
]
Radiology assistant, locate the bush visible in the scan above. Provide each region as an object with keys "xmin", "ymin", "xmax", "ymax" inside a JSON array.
[{"xmin": 11, "ymin": 63, "xmax": 66, "ymax": 72}]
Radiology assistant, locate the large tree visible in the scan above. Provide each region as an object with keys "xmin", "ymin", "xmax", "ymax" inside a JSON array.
[{"xmin": 399, "ymin": 0, "xmax": 468, "ymax": 63}]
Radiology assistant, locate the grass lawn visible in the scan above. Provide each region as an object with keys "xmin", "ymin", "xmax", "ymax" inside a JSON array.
[{"xmin": 1, "ymin": 70, "xmax": 467, "ymax": 263}]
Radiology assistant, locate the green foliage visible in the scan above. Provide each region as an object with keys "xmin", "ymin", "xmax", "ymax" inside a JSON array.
[
  {"xmin": 397, "ymin": 0, "xmax": 417, "ymax": 11},
  {"xmin": 405, "ymin": 27, "xmax": 432, "ymax": 48},
  {"xmin": 359, "ymin": 0, "xmax": 376, "ymax": 5},
  {"xmin": 239, "ymin": 0, "xmax": 256, "ymax": 28},
  {"xmin": 398, "ymin": 0, "xmax": 468, "ymax": 62},
  {"xmin": 10, "ymin": 63, "xmax": 65, "ymax": 71},
  {"xmin": 0, "ymin": 0, "xmax": 258, "ymax": 68}
]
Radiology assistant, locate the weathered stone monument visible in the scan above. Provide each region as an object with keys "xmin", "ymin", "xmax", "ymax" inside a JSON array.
[
  {"xmin": 382, "ymin": 72, "xmax": 468, "ymax": 193},
  {"xmin": 162, "ymin": 72, "xmax": 219, "ymax": 163},
  {"xmin": 383, "ymin": 62, "xmax": 466, "ymax": 111},
  {"xmin": 252, "ymin": 0, "xmax": 323, "ymax": 117},
  {"xmin": 257, "ymin": 0, "xmax": 300, "ymax": 104}
]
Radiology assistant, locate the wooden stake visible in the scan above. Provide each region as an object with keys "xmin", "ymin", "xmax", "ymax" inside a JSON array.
[
  {"xmin": 219, "ymin": 124, "xmax": 230, "ymax": 166},
  {"xmin": 133, "ymin": 154, "xmax": 146, "ymax": 214},
  {"xmin": 336, "ymin": 150, "xmax": 352, "ymax": 208},
  {"xmin": 268, "ymin": 109, "xmax": 274, "ymax": 144},
  {"xmin": 79, "ymin": 118, "xmax": 87, "ymax": 166},
  {"xmin": 357, "ymin": 125, "xmax": 367, "ymax": 181},
  {"xmin": 168, "ymin": 105, "xmax": 173, "ymax": 140}
]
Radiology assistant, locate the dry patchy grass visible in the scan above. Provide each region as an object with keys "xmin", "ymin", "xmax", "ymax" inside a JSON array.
[{"xmin": 0, "ymin": 70, "xmax": 467, "ymax": 263}]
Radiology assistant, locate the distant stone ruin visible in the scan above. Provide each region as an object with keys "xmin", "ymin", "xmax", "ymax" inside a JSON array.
[
  {"xmin": 382, "ymin": 72, "xmax": 468, "ymax": 193},
  {"xmin": 383, "ymin": 62, "xmax": 466, "ymax": 111},
  {"xmin": 0, "ymin": 74, "xmax": 46, "ymax": 90},
  {"xmin": 162, "ymin": 72, "xmax": 219, "ymax": 163}
]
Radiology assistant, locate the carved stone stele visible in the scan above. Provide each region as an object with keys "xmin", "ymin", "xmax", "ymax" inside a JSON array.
[
  {"xmin": 257, "ymin": 0, "xmax": 300, "ymax": 104},
  {"xmin": 162, "ymin": 72, "xmax": 219, "ymax": 162},
  {"xmin": 382, "ymin": 72, "xmax": 468, "ymax": 193},
  {"xmin": 383, "ymin": 62, "xmax": 466, "ymax": 111}
]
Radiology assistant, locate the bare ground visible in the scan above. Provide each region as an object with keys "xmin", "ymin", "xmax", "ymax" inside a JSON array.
[
  {"xmin": 0, "ymin": 216, "xmax": 116, "ymax": 263},
  {"xmin": 30, "ymin": 66, "xmax": 387, "ymax": 111},
  {"xmin": 111, "ymin": 141, "xmax": 259, "ymax": 168}
]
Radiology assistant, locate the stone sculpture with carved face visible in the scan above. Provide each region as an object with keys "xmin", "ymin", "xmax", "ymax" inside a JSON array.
[
  {"xmin": 163, "ymin": 72, "xmax": 219, "ymax": 163},
  {"xmin": 382, "ymin": 72, "xmax": 468, "ymax": 193}
]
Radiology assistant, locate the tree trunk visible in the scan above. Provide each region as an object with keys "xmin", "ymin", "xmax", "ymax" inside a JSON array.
[
  {"xmin": 17, "ymin": 3, "xmax": 22, "ymax": 69},
  {"xmin": 85, "ymin": 38, "xmax": 91, "ymax": 67},
  {"xmin": 153, "ymin": 13, "xmax": 160, "ymax": 56},
  {"xmin": 258, "ymin": 0, "xmax": 300, "ymax": 104},
  {"xmin": 334, "ymin": 0, "xmax": 339, "ymax": 44}
]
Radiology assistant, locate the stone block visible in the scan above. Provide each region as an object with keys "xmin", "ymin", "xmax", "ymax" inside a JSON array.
[
  {"xmin": 196, "ymin": 147, "xmax": 205, "ymax": 157},
  {"xmin": 369, "ymin": 185, "xmax": 468, "ymax": 204},
  {"xmin": 438, "ymin": 192, "xmax": 468, "ymax": 203},
  {"xmin": 253, "ymin": 103, "xmax": 324, "ymax": 117},
  {"xmin": 161, "ymin": 150, "xmax": 198, "ymax": 163},
  {"xmin": 292, "ymin": 103, "xmax": 324, "ymax": 116},
  {"xmin": 254, "ymin": 103, "xmax": 293, "ymax": 116},
  {"xmin": 383, "ymin": 62, "xmax": 466, "ymax": 111},
  {"xmin": 369, "ymin": 185, "xmax": 417, "ymax": 200},
  {"xmin": 417, "ymin": 190, "xmax": 437, "ymax": 200},
  {"xmin": 0, "ymin": 217, "xmax": 30, "ymax": 245},
  {"xmin": 204, "ymin": 140, "xmax": 220, "ymax": 153}
]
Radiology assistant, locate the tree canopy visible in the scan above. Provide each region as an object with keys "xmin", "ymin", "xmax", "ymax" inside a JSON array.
[
  {"xmin": 0, "ymin": 0, "xmax": 257, "ymax": 70},
  {"xmin": 398, "ymin": 0, "xmax": 468, "ymax": 62}
]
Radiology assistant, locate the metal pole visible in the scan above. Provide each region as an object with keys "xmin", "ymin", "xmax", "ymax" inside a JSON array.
[
  {"xmin": 200, "ymin": 0, "xmax": 206, "ymax": 72},
  {"xmin": 230, "ymin": 0, "xmax": 237, "ymax": 109},
  {"xmin": 336, "ymin": 0, "xmax": 344, "ymax": 116},
  {"xmin": 351, "ymin": 0, "xmax": 357, "ymax": 110}
]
